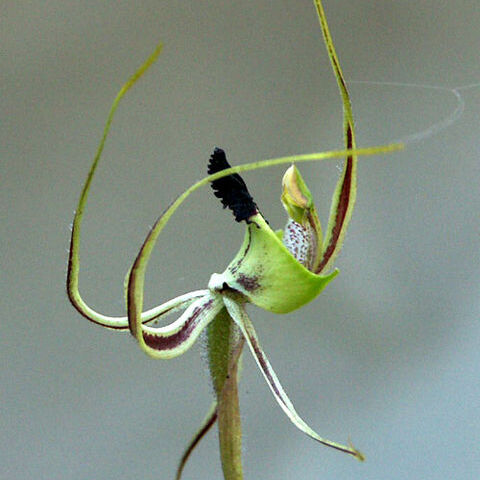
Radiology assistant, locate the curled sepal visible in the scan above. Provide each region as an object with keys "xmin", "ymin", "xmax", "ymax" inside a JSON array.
[
  {"xmin": 209, "ymin": 213, "xmax": 337, "ymax": 314},
  {"xmin": 66, "ymin": 43, "xmax": 166, "ymax": 330},
  {"xmin": 223, "ymin": 297, "xmax": 364, "ymax": 461},
  {"xmin": 128, "ymin": 291, "xmax": 223, "ymax": 359},
  {"xmin": 313, "ymin": 0, "xmax": 357, "ymax": 274}
]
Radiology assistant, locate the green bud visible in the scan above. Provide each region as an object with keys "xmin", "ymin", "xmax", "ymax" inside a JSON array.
[{"xmin": 281, "ymin": 165, "xmax": 314, "ymax": 225}]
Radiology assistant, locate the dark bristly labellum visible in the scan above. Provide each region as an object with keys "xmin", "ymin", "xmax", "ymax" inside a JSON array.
[{"xmin": 208, "ymin": 148, "xmax": 258, "ymax": 223}]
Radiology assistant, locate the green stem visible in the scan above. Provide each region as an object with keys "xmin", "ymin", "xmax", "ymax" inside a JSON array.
[
  {"xmin": 217, "ymin": 347, "xmax": 243, "ymax": 479},
  {"xmin": 207, "ymin": 309, "xmax": 245, "ymax": 480}
]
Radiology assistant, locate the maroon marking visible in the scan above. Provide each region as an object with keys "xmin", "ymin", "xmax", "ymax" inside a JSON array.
[
  {"xmin": 249, "ymin": 331, "xmax": 283, "ymax": 401},
  {"xmin": 176, "ymin": 407, "xmax": 218, "ymax": 477},
  {"xmin": 236, "ymin": 273, "xmax": 260, "ymax": 292},
  {"xmin": 316, "ymin": 125, "xmax": 353, "ymax": 273},
  {"xmin": 143, "ymin": 299, "xmax": 213, "ymax": 350},
  {"xmin": 283, "ymin": 220, "xmax": 314, "ymax": 268},
  {"xmin": 229, "ymin": 229, "xmax": 253, "ymax": 275}
]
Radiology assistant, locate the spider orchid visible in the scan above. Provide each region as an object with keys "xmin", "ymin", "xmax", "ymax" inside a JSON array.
[{"xmin": 67, "ymin": 1, "xmax": 400, "ymax": 478}]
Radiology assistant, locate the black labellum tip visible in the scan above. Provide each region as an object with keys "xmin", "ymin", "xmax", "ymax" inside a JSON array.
[{"xmin": 208, "ymin": 148, "xmax": 258, "ymax": 223}]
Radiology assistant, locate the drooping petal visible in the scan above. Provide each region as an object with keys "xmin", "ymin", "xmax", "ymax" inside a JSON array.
[
  {"xmin": 223, "ymin": 297, "xmax": 364, "ymax": 461},
  {"xmin": 175, "ymin": 402, "xmax": 218, "ymax": 480},
  {"xmin": 128, "ymin": 292, "xmax": 223, "ymax": 359}
]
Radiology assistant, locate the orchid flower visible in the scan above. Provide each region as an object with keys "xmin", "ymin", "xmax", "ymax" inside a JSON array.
[{"xmin": 67, "ymin": 1, "xmax": 400, "ymax": 478}]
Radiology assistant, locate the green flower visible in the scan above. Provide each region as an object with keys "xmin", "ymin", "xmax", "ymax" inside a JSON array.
[
  {"xmin": 66, "ymin": 1, "xmax": 401, "ymax": 477},
  {"xmin": 209, "ymin": 153, "xmax": 337, "ymax": 315}
]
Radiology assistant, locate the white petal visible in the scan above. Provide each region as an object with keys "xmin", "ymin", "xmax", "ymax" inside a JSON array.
[
  {"xmin": 223, "ymin": 297, "xmax": 363, "ymax": 460},
  {"xmin": 133, "ymin": 293, "xmax": 224, "ymax": 359}
]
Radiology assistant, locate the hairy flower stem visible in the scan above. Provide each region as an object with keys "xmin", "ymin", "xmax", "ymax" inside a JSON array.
[
  {"xmin": 217, "ymin": 348, "xmax": 243, "ymax": 479},
  {"xmin": 207, "ymin": 309, "xmax": 245, "ymax": 480}
]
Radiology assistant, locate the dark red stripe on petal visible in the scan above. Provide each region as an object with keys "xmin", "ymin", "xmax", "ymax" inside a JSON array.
[
  {"xmin": 247, "ymin": 327, "xmax": 282, "ymax": 400},
  {"xmin": 316, "ymin": 125, "xmax": 353, "ymax": 273},
  {"xmin": 175, "ymin": 406, "xmax": 218, "ymax": 480},
  {"xmin": 143, "ymin": 299, "xmax": 214, "ymax": 351}
]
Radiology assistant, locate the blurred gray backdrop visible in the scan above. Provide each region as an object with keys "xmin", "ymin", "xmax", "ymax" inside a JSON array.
[{"xmin": 2, "ymin": 1, "xmax": 479, "ymax": 479}]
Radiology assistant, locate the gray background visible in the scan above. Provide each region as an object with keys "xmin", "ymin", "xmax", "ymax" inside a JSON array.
[{"xmin": 2, "ymin": 1, "xmax": 479, "ymax": 479}]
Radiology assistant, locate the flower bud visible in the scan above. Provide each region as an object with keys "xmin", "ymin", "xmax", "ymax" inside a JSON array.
[{"xmin": 281, "ymin": 165, "xmax": 314, "ymax": 225}]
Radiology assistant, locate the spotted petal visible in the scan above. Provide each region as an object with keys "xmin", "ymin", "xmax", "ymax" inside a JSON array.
[{"xmin": 223, "ymin": 297, "xmax": 364, "ymax": 460}]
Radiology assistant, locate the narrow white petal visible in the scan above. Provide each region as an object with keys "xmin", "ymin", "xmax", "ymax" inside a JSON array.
[
  {"xmin": 134, "ymin": 293, "xmax": 224, "ymax": 359},
  {"xmin": 223, "ymin": 297, "xmax": 363, "ymax": 460}
]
